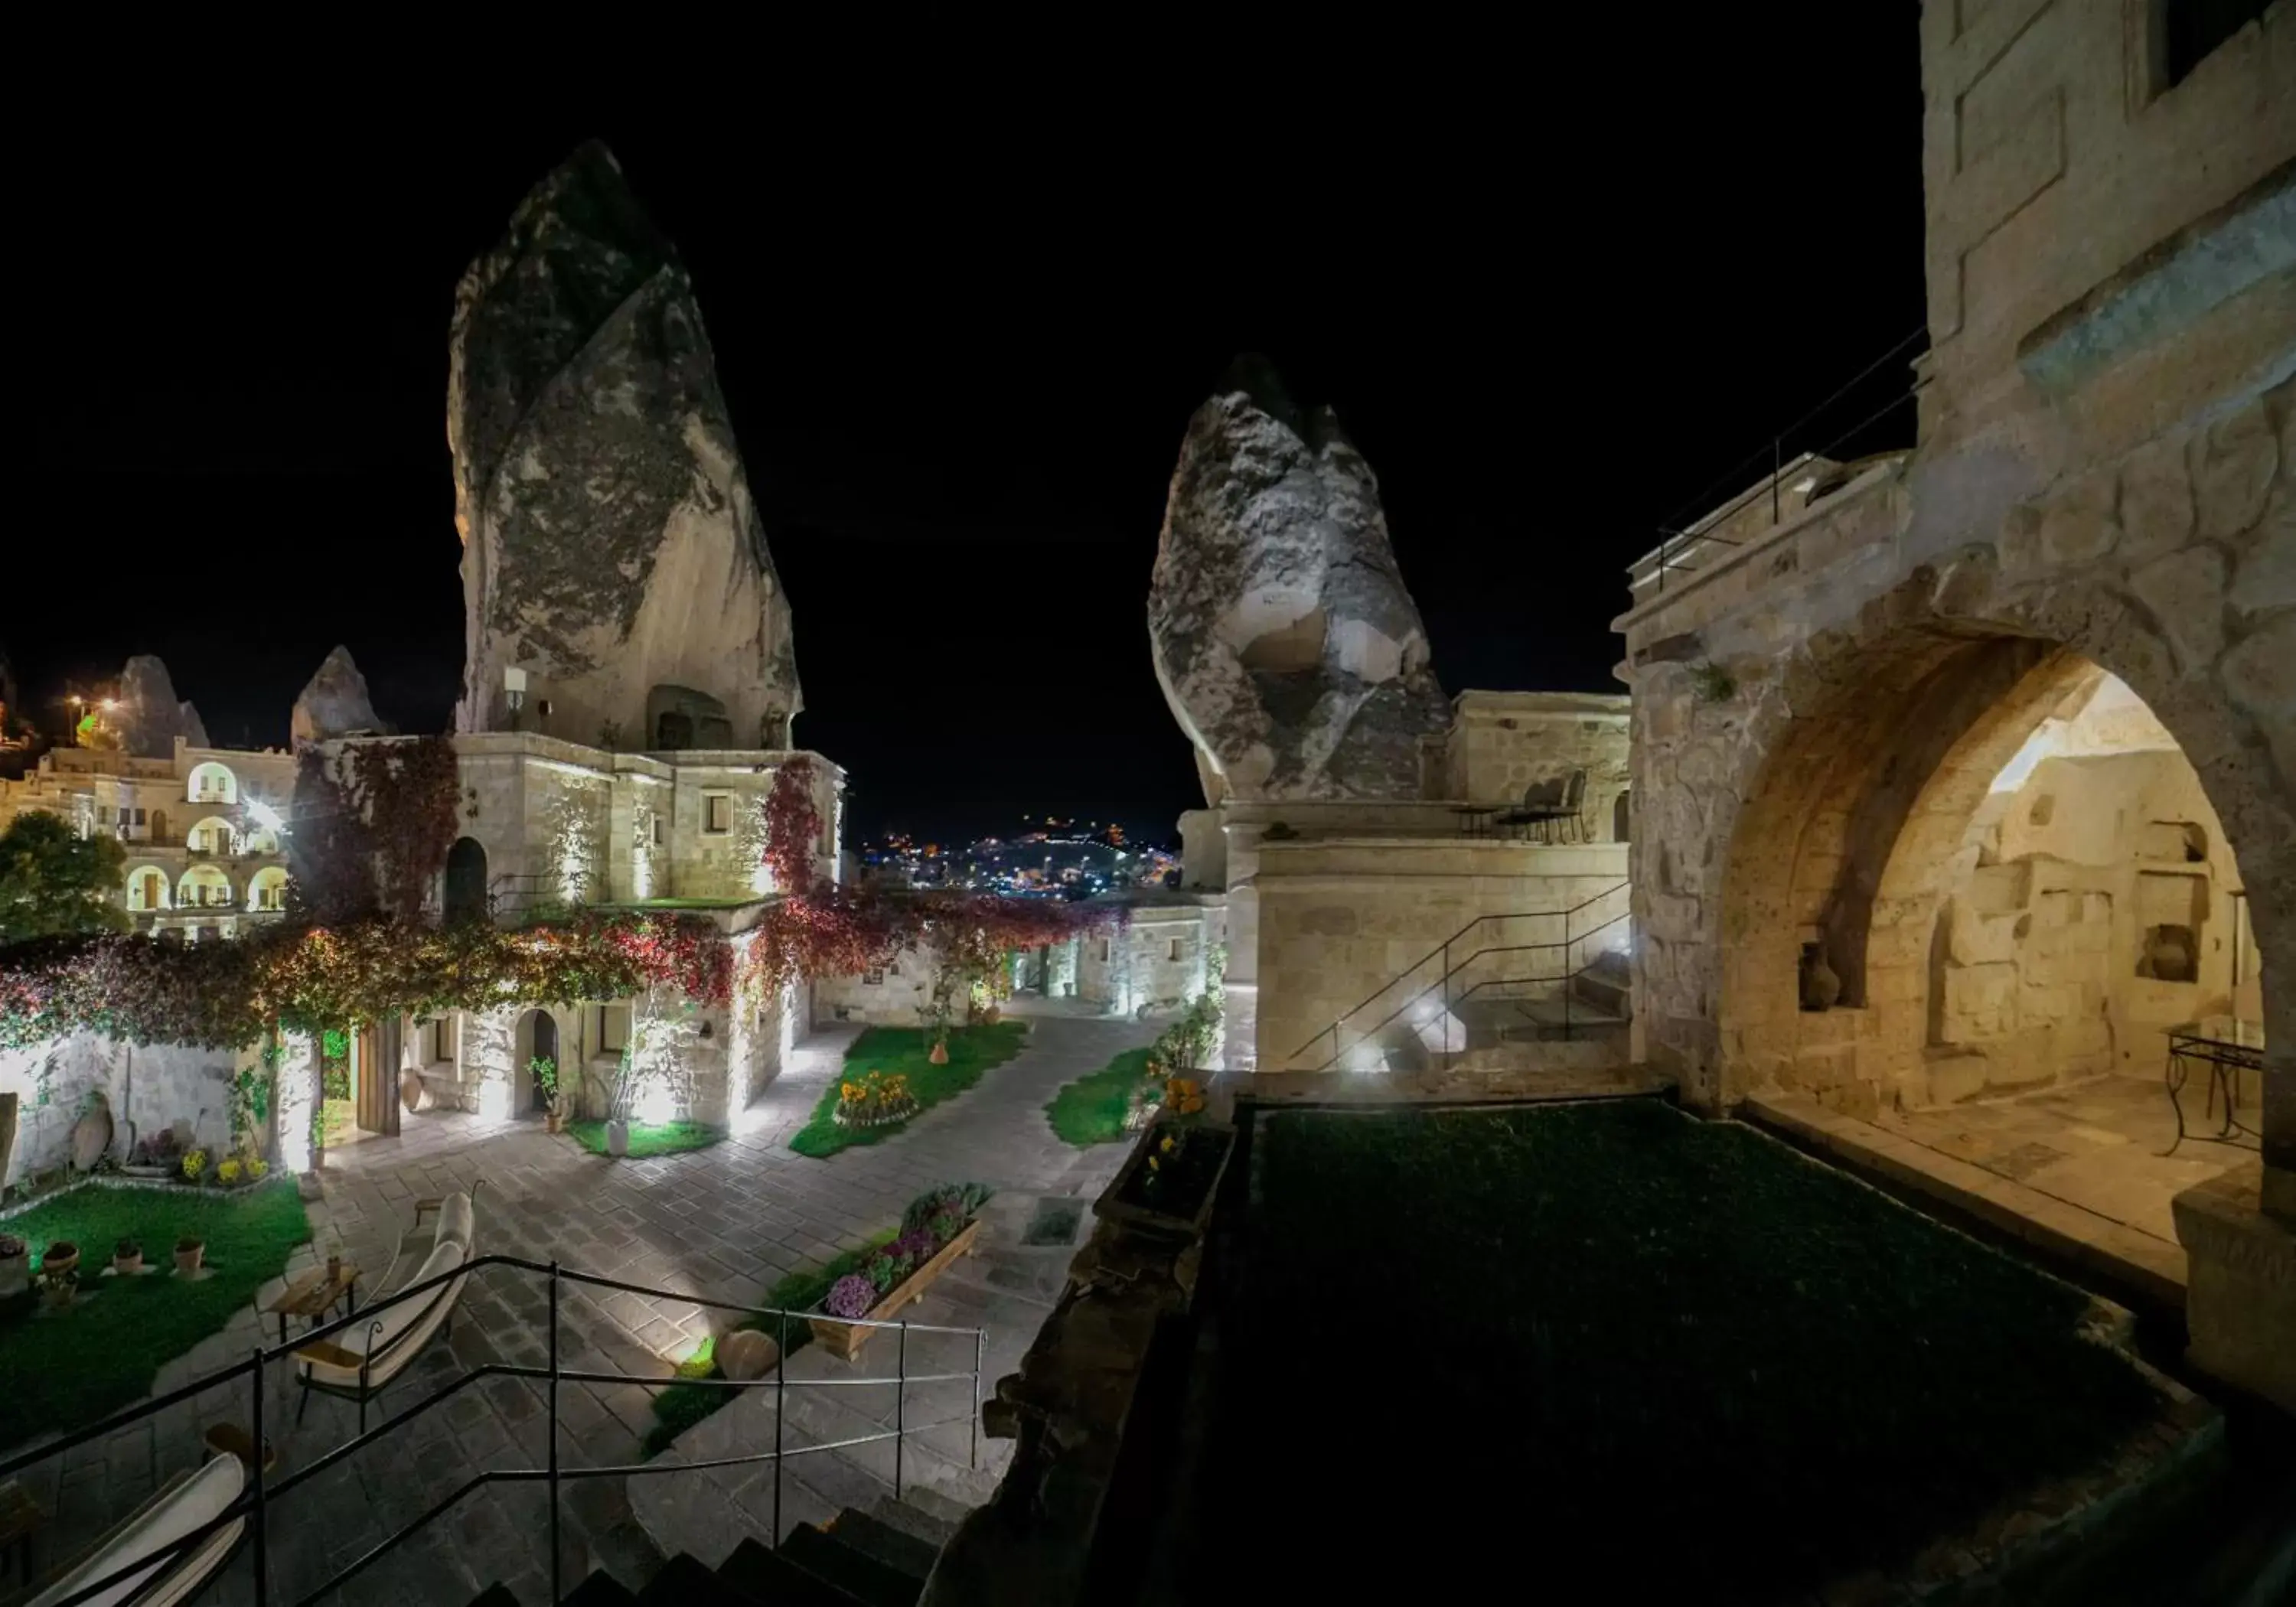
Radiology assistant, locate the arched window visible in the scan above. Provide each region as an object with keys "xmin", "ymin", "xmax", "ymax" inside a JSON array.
[
  {"xmin": 1613, "ymin": 790, "xmax": 1632, "ymax": 843},
  {"xmin": 128, "ymin": 867, "xmax": 171, "ymax": 911},
  {"xmin": 443, "ymin": 836, "xmax": 489, "ymax": 924},
  {"xmin": 189, "ymin": 815, "xmax": 237, "ymax": 856},
  {"xmin": 246, "ymin": 865, "xmax": 289, "ymax": 912},
  {"xmin": 178, "ymin": 864, "xmax": 233, "ymax": 909}
]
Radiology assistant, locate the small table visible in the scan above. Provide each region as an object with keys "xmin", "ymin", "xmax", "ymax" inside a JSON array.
[
  {"xmin": 2163, "ymin": 1017, "xmax": 2264, "ymax": 1157},
  {"xmin": 202, "ymin": 1423, "xmax": 278, "ymax": 1477},
  {"xmin": 0, "ymin": 1477, "xmax": 45, "ymax": 1584},
  {"xmin": 265, "ymin": 1262, "xmax": 360, "ymax": 1348}
]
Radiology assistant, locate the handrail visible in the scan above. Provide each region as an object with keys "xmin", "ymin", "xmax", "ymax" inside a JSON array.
[
  {"xmin": 1308, "ymin": 909, "xmax": 1632, "ymax": 1073},
  {"xmin": 10, "ymin": 1237, "xmax": 992, "ymax": 1607},
  {"xmin": 1290, "ymin": 883, "xmax": 1629, "ymax": 1068}
]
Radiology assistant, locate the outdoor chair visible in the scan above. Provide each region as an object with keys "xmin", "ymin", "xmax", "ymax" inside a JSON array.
[
  {"xmin": 292, "ymin": 1185, "xmax": 480, "ymax": 1432},
  {"xmin": 23, "ymin": 1452, "xmax": 243, "ymax": 1607},
  {"xmin": 1495, "ymin": 769, "xmax": 1588, "ymax": 843}
]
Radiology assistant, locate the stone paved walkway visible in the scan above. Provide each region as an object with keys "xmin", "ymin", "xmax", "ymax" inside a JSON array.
[{"xmin": 4, "ymin": 1006, "xmax": 1148, "ymax": 1605}]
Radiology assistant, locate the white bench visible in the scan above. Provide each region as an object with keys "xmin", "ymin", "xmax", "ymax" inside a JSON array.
[
  {"xmin": 25, "ymin": 1453, "xmax": 243, "ymax": 1607},
  {"xmin": 293, "ymin": 1188, "xmax": 478, "ymax": 1433}
]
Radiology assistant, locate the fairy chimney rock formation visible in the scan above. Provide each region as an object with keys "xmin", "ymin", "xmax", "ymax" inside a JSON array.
[
  {"xmin": 448, "ymin": 141, "xmax": 801, "ymax": 751},
  {"xmin": 292, "ymin": 646, "xmax": 386, "ymax": 746},
  {"xmin": 109, "ymin": 656, "xmax": 209, "ymax": 758},
  {"xmin": 1148, "ymin": 357, "xmax": 1450, "ymax": 804}
]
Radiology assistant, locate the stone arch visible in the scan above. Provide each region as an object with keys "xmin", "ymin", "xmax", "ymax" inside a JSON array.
[
  {"xmin": 246, "ymin": 865, "xmax": 289, "ymax": 911},
  {"xmin": 188, "ymin": 815, "xmax": 237, "ymax": 856},
  {"xmin": 186, "ymin": 761, "xmax": 237, "ymax": 805},
  {"xmin": 1613, "ymin": 790, "xmax": 1632, "ymax": 843},
  {"xmin": 178, "ymin": 863, "xmax": 233, "ymax": 909},
  {"xmin": 513, "ymin": 1007, "xmax": 564, "ymax": 1117},
  {"xmin": 443, "ymin": 836, "xmax": 488, "ymax": 924},
  {"xmin": 126, "ymin": 864, "xmax": 172, "ymax": 911},
  {"xmin": 1707, "ymin": 568, "xmax": 2291, "ymax": 1118}
]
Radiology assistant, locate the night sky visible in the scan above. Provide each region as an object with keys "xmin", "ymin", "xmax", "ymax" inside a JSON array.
[{"xmin": 14, "ymin": 20, "xmax": 1925, "ymax": 845}]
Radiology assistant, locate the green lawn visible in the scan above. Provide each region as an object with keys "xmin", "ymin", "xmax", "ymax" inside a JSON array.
[
  {"xmin": 643, "ymin": 1232, "xmax": 893, "ymax": 1456},
  {"xmin": 566, "ymin": 1120, "xmax": 726, "ymax": 1158},
  {"xmin": 1212, "ymin": 1101, "xmax": 2163, "ymax": 1601},
  {"xmin": 790, "ymin": 1022, "xmax": 1029, "ymax": 1159},
  {"xmin": 0, "ymin": 1181, "xmax": 311, "ymax": 1449},
  {"xmin": 1045, "ymin": 1046, "xmax": 1153, "ymax": 1146}
]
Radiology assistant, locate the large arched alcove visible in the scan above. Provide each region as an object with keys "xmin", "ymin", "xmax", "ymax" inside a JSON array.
[{"xmin": 1709, "ymin": 579, "xmax": 2288, "ymax": 1136}]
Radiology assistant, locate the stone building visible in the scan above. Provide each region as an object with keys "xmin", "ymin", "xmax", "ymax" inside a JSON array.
[
  {"xmin": 1616, "ymin": 0, "xmax": 2291, "ymax": 1405},
  {"xmin": 334, "ymin": 732, "xmax": 844, "ymax": 1130},
  {"xmin": 0, "ymin": 736, "xmax": 298, "ymax": 940}
]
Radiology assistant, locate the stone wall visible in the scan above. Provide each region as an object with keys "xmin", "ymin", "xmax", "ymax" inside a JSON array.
[
  {"xmin": 814, "ymin": 946, "xmax": 940, "ymax": 1027},
  {"xmin": 0, "ymin": 1034, "xmax": 250, "ymax": 1188},
  {"xmin": 1075, "ymin": 906, "xmax": 1218, "ymax": 1018},
  {"xmin": 1442, "ymin": 690, "xmax": 1631, "ymax": 839},
  {"xmin": 1255, "ymin": 839, "xmax": 1629, "ymax": 1071}
]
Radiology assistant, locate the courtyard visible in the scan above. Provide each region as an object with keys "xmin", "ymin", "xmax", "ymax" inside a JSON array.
[{"xmin": 0, "ymin": 1007, "xmax": 1152, "ymax": 1605}]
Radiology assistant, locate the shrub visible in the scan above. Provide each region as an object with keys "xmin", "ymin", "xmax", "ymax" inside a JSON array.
[
  {"xmin": 180, "ymin": 1149, "xmax": 207, "ymax": 1183},
  {"xmin": 217, "ymin": 1158, "xmax": 243, "ymax": 1186}
]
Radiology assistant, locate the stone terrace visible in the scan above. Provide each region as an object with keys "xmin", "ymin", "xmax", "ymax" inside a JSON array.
[{"xmin": 5, "ymin": 1007, "xmax": 1150, "ymax": 1605}]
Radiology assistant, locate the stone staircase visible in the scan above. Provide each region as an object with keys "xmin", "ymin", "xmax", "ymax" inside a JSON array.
[
  {"xmin": 470, "ymin": 1488, "xmax": 967, "ymax": 1605},
  {"xmin": 1368, "ymin": 947, "xmax": 1634, "ymax": 1075}
]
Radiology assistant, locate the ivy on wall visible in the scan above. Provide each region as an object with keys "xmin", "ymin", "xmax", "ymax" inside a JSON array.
[{"xmin": 287, "ymin": 736, "xmax": 461, "ymax": 924}]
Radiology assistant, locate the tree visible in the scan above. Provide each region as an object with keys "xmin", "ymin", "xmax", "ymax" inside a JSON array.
[{"xmin": 0, "ymin": 812, "xmax": 128, "ymax": 943}]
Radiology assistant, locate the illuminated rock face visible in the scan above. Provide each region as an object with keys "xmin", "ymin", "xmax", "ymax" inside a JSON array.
[
  {"xmin": 290, "ymin": 645, "xmax": 384, "ymax": 747},
  {"xmin": 1149, "ymin": 357, "xmax": 1449, "ymax": 803},
  {"xmin": 111, "ymin": 655, "xmax": 207, "ymax": 758},
  {"xmin": 448, "ymin": 142, "xmax": 800, "ymax": 751}
]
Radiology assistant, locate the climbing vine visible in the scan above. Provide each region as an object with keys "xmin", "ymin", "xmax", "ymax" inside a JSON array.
[
  {"xmin": 286, "ymin": 736, "xmax": 460, "ymax": 924},
  {"xmin": 760, "ymin": 757, "xmax": 822, "ymax": 895}
]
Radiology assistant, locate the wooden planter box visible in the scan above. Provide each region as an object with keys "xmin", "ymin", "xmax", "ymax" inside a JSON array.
[
  {"xmin": 808, "ymin": 1217, "xmax": 983, "ymax": 1362},
  {"xmin": 1097, "ymin": 1119, "xmax": 1236, "ymax": 1240}
]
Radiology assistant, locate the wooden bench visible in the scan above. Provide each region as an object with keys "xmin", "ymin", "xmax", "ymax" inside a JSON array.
[{"xmin": 292, "ymin": 1185, "xmax": 481, "ymax": 1433}]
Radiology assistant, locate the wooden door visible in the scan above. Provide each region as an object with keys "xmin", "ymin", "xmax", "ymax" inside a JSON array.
[{"xmin": 354, "ymin": 1019, "xmax": 404, "ymax": 1136}]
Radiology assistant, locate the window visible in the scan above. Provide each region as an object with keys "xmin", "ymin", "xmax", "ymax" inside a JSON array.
[
  {"xmin": 2164, "ymin": 0, "xmax": 2272, "ymax": 86},
  {"xmin": 431, "ymin": 1017, "xmax": 458, "ymax": 1063},
  {"xmin": 652, "ymin": 813, "xmax": 664, "ymax": 846},
  {"xmin": 862, "ymin": 968, "xmax": 885, "ymax": 986},
  {"xmin": 1097, "ymin": 938, "xmax": 1110, "ymax": 963},
  {"xmin": 133, "ymin": 807, "xmax": 147, "ymax": 826},
  {"xmin": 595, "ymin": 1004, "xmax": 631, "ymax": 1053},
  {"xmin": 703, "ymin": 793, "xmax": 732, "ymax": 834},
  {"xmin": 1167, "ymin": 937, "xmax": 1185, "ymax": 963}
]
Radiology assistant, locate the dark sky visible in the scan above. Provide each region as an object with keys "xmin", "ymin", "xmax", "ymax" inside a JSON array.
[{"xmin": 14, "ymin": 21, "xmax": 1926, "ymax": 846}]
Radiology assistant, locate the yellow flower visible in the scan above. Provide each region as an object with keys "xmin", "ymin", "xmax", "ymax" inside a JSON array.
[
  {"xmin": 1147, "ymin": 1156, "xmax": 1160, "ymax": 1171},
  {"xmin": 1159, "ymin": 1136, "xmax": 1176, "ymax": 1154}
]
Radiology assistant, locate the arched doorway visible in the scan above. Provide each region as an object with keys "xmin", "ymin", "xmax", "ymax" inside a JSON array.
[
  {"xmin": 1612, "ymin": 790, "xmax": 1632, "ymax": 843},
  {"xmin": 444, "ymin": 836, "xmax": 488, "ymax": 924},
  {"xmin": 514, "ymin": 1009, "xmax": 559, "ymax": 1119}
]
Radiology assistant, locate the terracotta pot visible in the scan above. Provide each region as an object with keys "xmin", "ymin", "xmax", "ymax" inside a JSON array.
[
  {"xmin": 41, "ymin": 1243, "xmax": 80, "ymax": 1284},
  {"xmin": 545, "ymin": 1111, "xmax": 565, "ymax": 1134},
  {"xmin": 114, "ymin": 1244, "xmax": 144, "ymax": 1276},
  {"xmin": 174, "ymin": 1240, "xmax": 205, "ymax": 1275},
  {"xmin": 928, "ymin": 1039, "xmax": 951, "ymax": 1066}
]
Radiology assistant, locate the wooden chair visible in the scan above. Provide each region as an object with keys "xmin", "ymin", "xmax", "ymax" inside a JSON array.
[
  {"xmin": 22, "ymin": 1453, "xmax": 243, "ymax": 1607},
  {"xmin": 292, "ymin": 1185, "xmax": 481, "ymax": 1433}
]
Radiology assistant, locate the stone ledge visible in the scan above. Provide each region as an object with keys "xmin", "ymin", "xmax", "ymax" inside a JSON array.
[
  {"xmin": 1743, "ymin": 1091, "xmax": 2187, "ymax": 1312},
  {"xmin": 1247, "ymin": 1064, "xmax": 1671, "ymax": 1107},
  {"xmin": 2171, "ymin": 1160, "xmax": 2295, "ymax": 1411}
]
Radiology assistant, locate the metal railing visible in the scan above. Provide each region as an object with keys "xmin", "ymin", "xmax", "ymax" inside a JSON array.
[
  {"xmin": 1290, "ymin": 885, "xmax": 1629, "ymax": 1073},
  {"xmin": 1630, "ymin": 327, "xmax": 1926, "ymax": 597},
  {"xmin": 0, "ymin": 1246, "xmax": 987, "ymax": 1607}
]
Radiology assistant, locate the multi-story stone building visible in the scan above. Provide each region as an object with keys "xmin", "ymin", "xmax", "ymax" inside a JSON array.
[{"xmin": 0, "ymin": 738, "xmax": 298, "ymax": 940}]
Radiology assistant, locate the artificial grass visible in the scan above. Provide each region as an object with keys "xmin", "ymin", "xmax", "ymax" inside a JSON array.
[
  {"xmin": 566, "ymin": 1120, "xmax": 726, "ymax": 1158},
  {"xmin": 641, "ymin": 1231, "xmax": 894, "ymax": 1456},
  {"xmin": 1045, "ymin": 1047, "xmax": 1154, "ymax": 1147},
  {"xmin": 789, "ymin": 1022, "xmax": 1029, "ymax": 1159},
  {"xmin": 0, "ymin": 1180, "xmax": 311, "ymax": 1449},
  {"xmin": 1214, "ymin": 1101, "xmax": 2163, "ymax": 1602}
]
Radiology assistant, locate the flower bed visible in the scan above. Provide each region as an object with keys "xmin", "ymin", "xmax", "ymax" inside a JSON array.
[
  {"xmin": 810, "ymin": 1182, "xmax": 993, "ymax": 1361},
  {"xmin": 1101, "ymin": 1117, "xmax": 1233, "ymax": 1237},
  {"xmin": 831, "ymin": 1071, "xmax": 918, "ymax": 1129},
  {"xmin": 790, "ymin": 1024, "xmax": 1028, "ymax": 1158}
]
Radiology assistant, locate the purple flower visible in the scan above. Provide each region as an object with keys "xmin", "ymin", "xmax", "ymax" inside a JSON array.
[{"xmin": 824, "ymin": 1274, "xmax": 877, "ymax": 1319}]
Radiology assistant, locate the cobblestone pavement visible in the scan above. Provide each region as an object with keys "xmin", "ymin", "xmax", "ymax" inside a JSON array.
[{"xmin": 5, "ymin": 1006, "xmax": 1149, "ymax": 1605}]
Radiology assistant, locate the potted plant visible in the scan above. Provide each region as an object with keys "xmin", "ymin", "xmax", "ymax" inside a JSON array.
[
  {"xmin": 530, "ymin": 1056, "xmax": 566, "ymax": 1134},
  {"xmin": 1100, "ymin": 1111, "xmax": 1235, "ymax": 1239},
  {"xmin": 180, "ymin": 1147, "xmax": 209, "ymax": 1185},
  {"xmin": 41, "ymin": 1240, "xmax": 81, "ymax": 1308},
  {"xmin": 809, "ymin": 1183, "xmax": 990, "ymax": 1361},
  {"xmin": 174, "ymin": 1235, "xmax": 206, "ymax": 1275},
  {"xmin": 0, "ymin": 1234, "xmax": 27, "ymax": 1302},
  {"xmin": 113, "ymin": 1237, "xmax": 143, "ymax": 1276}
]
